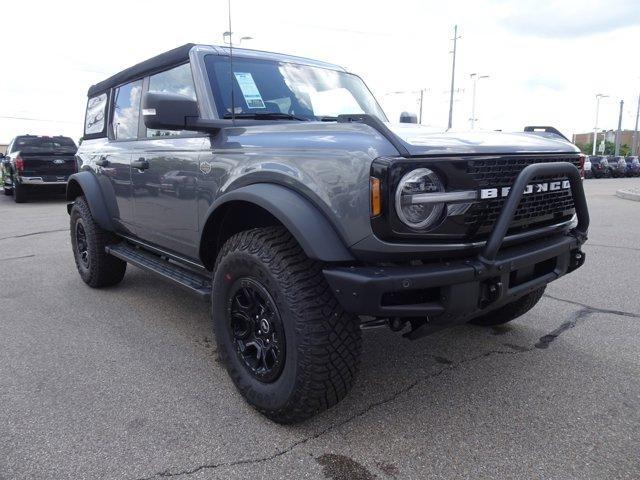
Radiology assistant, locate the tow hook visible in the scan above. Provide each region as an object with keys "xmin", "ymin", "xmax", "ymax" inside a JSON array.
[
  {"xmin": 479, "ymin": 278, "xmax": 502, "ymax": 308},
  {"xmin": 569, "ymin": 249, "xmax": 586, "ymax": 272}
]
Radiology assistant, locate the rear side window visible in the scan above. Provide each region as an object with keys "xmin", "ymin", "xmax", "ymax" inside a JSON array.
[
  {"xmin": 85, "ymin": 93, "xmax": 107, "ymax": 136},
  {"xmin": 112, "ymin": 79, "xmax": 143, "ymax": 140},
  {"xmin": 146, "ymin": 63, "xmax": 197, "ymax": 137}
]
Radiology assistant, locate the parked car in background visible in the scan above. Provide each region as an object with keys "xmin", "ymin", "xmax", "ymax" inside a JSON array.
[
  {"xmin": 1, "ymin": 135, "xmax": 77, "ymax": 202},
  {"xmin": 609, "ymin": 156, "xmax": 627, "ymax": 178},
  {"xmin": 584, "ymin": 156, "xmax": 592, "ymax": 178},
  {"xmin": 624, "ymin": 156, "xmax": 640, "ymax": 177},
  {"xmin": 589, "ymin": 156, "xmax": 610, "ymax": 178}
]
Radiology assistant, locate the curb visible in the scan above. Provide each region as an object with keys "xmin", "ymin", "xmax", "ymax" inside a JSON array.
[{"xmin": 616, "ymin": 189, "xmax": 640, "ymax": 202}]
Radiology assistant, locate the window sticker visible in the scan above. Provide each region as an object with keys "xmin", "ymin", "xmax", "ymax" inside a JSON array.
[{"xmin": 234, "ymin": 72, "xmax": 266, "ymax": 109}]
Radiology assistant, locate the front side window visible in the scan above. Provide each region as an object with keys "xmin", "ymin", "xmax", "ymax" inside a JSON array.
[
  {"xmin": 147, "ymin": 63, "xmax": 197, "ymax": 137},
  {"xmin": 85, "ymin": 93, "xmax": 107, "ymax": 135},
  {"xmin": 112, "ymin": 80, "xmax": 143, "ymax": 140},
  {"xmin": 204, "ymin": 55, "xmax": 387, "ymax": 121}
]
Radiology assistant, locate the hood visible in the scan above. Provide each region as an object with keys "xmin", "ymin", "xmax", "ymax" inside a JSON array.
[{"xmin": 386, "ymin": 123, "xmax": 579, "ymax": 156}]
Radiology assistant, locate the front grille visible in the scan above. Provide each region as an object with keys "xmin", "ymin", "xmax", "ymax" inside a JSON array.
[{"xmin": 464, "ymin": 155, "xmax": 580, "ymax": 237}]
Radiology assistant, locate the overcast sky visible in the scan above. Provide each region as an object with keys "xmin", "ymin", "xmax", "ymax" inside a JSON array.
[{"xmin": 1, "ymin": 0, "xmax": 639, "ymax": 144}]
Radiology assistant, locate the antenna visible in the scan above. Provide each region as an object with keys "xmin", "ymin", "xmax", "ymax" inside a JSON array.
[{"xmin": 227, "ymin": 0, "xmax": 236, "ymax": 124}]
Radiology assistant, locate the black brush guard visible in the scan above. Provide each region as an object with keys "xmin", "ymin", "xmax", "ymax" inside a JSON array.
[{"xmin": 324, "ymin": 162, "xmax": 589, "ymax": 325}]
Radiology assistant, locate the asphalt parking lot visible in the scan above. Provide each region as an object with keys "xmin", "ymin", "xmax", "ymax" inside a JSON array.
[{"xmin": 1, "ymin": 178, "xmax": 639, "ymax": 480}]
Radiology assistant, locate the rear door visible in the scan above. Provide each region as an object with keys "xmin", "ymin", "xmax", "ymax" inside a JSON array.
[
  {"xmin": 100, "ymin": 79, "xmax": 144, "ymax": 231},
  {"xmin": 131, "ymin": 63, "xmax": 204, "ymax": 259}
]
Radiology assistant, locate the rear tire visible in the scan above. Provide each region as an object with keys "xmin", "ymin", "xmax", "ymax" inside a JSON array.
[
  {"xmin": 13, "ymin": 184, "xmax": 27, "ymax": 203},
  {"xmin": 3, "ymin": 186, "xmax": 12, "ymax": 196},
  {"xmin": 70, "ymin": 196, "xmax": 126, "ymax": 288},
  {"xmin": 469, "ymin": 286, "xmax": 545, "ymax": 326},
  {"xmin": 212, "ymin": 226, "xmax": 362, "ymax": 424}
]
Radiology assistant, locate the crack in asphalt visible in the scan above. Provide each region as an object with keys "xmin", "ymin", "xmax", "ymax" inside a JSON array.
[
  {"xmin": 0, "ymin": 228, "xmax": 67, "ymax": 241},
  {"xmin": 0, "ymin": 254, "xmax": 35, "ymax": 262},
  {"xmin": 134, "ymin": 348, "xmax": 526, "ymax": 480},
  {"xmin": 136, "ymin": 294, "xmax": 639, "ymax": 479},
  {"xmin": 544, "ymin": 294, "xmax": 640, "ymax": 319},
  {"xmin": 585, "ymin": 242, "xmax": 640, "ymax": 253},
  {"xmin": 535, "ymin": 308, "xmax": 593, "ymax": 349}
]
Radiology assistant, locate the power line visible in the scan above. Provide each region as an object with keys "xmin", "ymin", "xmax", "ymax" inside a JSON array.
[{"xmin": 0, "ymin": 115, "xmax": 80, "ymax": 124}]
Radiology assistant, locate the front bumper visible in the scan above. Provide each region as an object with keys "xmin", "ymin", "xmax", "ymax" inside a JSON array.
[{"xmin": 324, "ymin": 162, "xmax": 589, "ymax": 321}]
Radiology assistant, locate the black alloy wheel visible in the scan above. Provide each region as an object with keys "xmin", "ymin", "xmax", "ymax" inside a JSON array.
[
  {"xmin": 227, "ymin": 278, "xmax": 285, "ymax": 383},
  {"xmin": 75, "ymin": 219, "xmax": 90, "ymax": 268}
]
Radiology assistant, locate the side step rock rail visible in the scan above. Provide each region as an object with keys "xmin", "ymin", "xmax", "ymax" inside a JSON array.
[{"xmin": 105, "ymin": 243, "xmax": 211, "ymax": 299}]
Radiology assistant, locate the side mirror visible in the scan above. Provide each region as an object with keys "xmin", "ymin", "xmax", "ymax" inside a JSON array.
[
  {"xmin": 142, "ymin": 91, "xmax": 200, "ymax": 131},
  {"xmin": 399, "ymin": 111, "xmax": 418, "ymax": 124}
]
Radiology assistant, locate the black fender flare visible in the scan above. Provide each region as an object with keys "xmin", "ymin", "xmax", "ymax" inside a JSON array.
[
  {"xmin": 66, "ymin": 171, "xmax": 115, "ymax": 231},
  {"xmin": 201, "ymin": 184, "xmax": 355, "ymax": 263}
]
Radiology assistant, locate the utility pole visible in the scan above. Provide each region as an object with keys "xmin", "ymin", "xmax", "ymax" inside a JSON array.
[
  {"xmin": 419, "ymin": 89, "xmax": 424, "ymax": 124},
  {"xmin": 447, "ymin": 25, "xmax": 461, "ymax": 130},
  {"xmin": 632, "ymin": 92, "xmax": 640, "ymax": 156},
  {"xmin": 469, "ymin": 73, "xmax": 489, "ymax": 129},
  {"xmin": 614, "ymin": 99, "xmax": 624, "ymax": 156},
  {"xmin": 592, "ymin": 93, "xmax": 608, "ymax": 155}
]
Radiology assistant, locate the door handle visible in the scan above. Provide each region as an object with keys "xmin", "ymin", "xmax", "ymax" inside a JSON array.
[
  {"xmin": 95, "ymin": 156, "xmax": 109, "ymax": 167},
  {"xmin": 132, "ymin": 158, "xmax": 149, "ymax": 170}
]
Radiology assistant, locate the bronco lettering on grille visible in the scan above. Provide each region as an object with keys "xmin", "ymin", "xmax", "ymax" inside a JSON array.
[{"xmin": 480, "ymin": 180, "xmax": 570, "ymax": 200}]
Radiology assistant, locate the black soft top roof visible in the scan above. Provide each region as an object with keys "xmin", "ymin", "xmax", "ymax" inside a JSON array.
[{"xmin": 87, "ymin": 43, "xmax": 195, "ymax": 97}]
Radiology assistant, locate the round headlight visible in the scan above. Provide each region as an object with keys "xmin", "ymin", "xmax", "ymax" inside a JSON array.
[{"xmin": 395, "ymin": 168, "xmax": 445, "ymax": 229}]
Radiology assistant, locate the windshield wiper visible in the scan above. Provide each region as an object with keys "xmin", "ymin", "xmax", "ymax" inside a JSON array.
[
  {"xmin": 223, "ymin": 112, "xmax": 309, "ymax": 121},
  {"xmin": 317, "ymin": 116, "xmax": 338, "ymax": 122}
]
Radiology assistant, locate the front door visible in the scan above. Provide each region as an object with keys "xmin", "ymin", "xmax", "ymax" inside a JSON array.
[{"xmin": 131, "ymin": 137, "xmax": 205, "ymax": 258}]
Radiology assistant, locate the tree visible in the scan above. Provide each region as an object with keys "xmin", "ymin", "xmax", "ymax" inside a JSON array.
[{"xmin": 576, "ymin": 141, "xmax": 630, "ymax": 156}]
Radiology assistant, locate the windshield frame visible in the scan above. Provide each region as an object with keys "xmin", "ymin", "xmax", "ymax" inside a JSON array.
[{"xmin": 203, "ymin": 54, "xmax": 388, "ymax": 123}]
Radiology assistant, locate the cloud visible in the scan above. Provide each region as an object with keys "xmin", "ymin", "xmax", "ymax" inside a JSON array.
[{"xmin": 497, "ymin": 0, "xmax": 640, "ymax": 38}]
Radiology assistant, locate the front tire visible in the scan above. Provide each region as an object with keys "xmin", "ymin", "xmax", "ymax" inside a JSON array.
[
  {"xmin": 70, "ymin": 196, "xmax": 126, "ymax": 287},
  {"xmin": 469, "ymin": 286, "xmax": 546, "ymax": 326},
  {"xmin": 212, "ymin": 226, "xmax": 362, "ymax": 424}
]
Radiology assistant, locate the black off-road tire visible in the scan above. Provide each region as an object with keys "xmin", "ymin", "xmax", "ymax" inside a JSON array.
[
  {"xmin": 469, "ymin": 286, "xmax": 546, "ymax": 326},
  {"xmin": 3, "ymin": 186, "xmax": 12, "ymax": 196},
  {"xmin": 70, "ymin": 196, "xmax": 126, "ymax": 288},
  {"xmin": 13, "ymin": 184, "xmax": 27, "ymax": 203},
  {"xmin": 212, "ymin": 226, "xmax": 362, "ymax": 424}
]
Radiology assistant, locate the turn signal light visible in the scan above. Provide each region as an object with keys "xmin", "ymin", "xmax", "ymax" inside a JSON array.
[{"xmin": 370, "ymin": 177, "xmax": 381, "ymax": 217}]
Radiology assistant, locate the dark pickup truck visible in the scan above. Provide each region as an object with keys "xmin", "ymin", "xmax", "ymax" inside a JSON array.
[{"xmin": 1, "ymin": 135, "xmax": 78, "ymax": 202}]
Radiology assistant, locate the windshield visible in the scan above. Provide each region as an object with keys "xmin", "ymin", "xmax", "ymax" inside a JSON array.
[
  {"xmin": 12, "ymin": 136, "xmax": 76, "ymax": 154},
  {"xmin": 204, "ymin": 55, "xmax": 387, "ymax": 121}
]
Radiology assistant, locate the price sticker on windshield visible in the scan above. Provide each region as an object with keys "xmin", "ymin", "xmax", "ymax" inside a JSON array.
[{"xmin": 234, "ymin": 72, "xmax": 266, "ymax": 109}]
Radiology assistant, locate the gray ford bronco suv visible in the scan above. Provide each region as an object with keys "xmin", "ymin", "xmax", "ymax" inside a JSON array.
[{"xmin": 68, "ymin": 43, "xmax": 589, "ymax": 423}]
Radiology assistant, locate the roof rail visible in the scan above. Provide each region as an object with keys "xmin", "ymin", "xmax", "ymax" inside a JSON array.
[{"xmin": 524, "ymin": 126, "xmax": 570, "ymax": 142}]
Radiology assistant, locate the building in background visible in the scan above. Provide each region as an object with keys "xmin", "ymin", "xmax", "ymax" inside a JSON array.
[
  {"xmin": 572, "ymin": 130, "xmax": 638, "ymax": 155},
  {"xmin": 0, "ymin": 144, "xmax": 7, "ymax": 155}
]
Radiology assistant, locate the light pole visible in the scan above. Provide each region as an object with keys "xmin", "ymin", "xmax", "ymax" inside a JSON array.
[
  {"xmin": 383, "ymin": 89, "xmax": 429, "ymax": 124},
  {"xmin": 469, "ymin": 73, "xmax": 489, "ymax": 129},
  {"xmin": 447, "ymin": 25, "xmax": 461, "ymax": 130},
  {"xmin": 632, "ymin": 91, "xmax": 639, "ymax": 156},
  {"xmin": 614, "ymin": 99, "xmax": 624, "ymax": 156},
  {"xmin": 239, "ymin": 36, "xmax": 253, "ymax": 45},
  {"xmin": 593, "ymin": 93, "xmax": 608, "ymax": 155}
]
